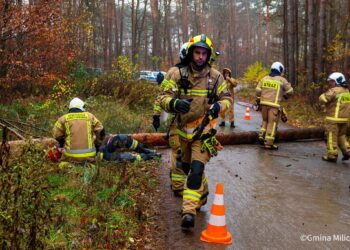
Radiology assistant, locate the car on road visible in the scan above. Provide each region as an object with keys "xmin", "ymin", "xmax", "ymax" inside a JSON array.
[{"xmin": 138, "ymin": 71, "xmax": 165, "ymax": 83}]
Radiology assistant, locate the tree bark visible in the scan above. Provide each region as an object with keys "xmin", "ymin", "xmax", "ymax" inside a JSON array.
[{"xmin": 150, "ymin": 0, "xmax": 161, "ymax": 68}]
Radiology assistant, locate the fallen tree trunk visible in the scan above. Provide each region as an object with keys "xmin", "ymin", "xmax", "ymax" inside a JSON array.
[{"xmin": 6, "ymin": 128, "xmax": 325, "ymax": 160}]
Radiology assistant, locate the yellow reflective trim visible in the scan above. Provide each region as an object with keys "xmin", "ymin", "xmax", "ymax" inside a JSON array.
[
  {"xmin": 54, "ymin": 121, "xmax": 63, "ymax": 129},
  {"xmin": 261, "ymin": 79, "xmax": 280, "ymax": 89},
  {"xmin": 161, "ymin": 79, "xmax": 177, "ymax": 90},
  {"xmin": 260, "ymin": 101, "xmax": 280, "ymax": 108},
  {"xmin": 87, "ymin": 121, "xmax": 92, "ymax": 148},
  {"xmin": 203, "ymin": 176, "xmax": 207, "ymax": 185},
  {"xmin": 176, "ymin": 129, "xmax": 194, "ymax": 140},
  {"xmin": 136, "ymin": 154, "xmax": 142, "ymax": 161},
  {"xmin": 328, "ymin": 132, "xmax": 333, "ymax": 151},
  {"xmin": 64, "ymin": 112, "xmax": 89, "ymax": 121},
  {"xmin": 64, "ymin": 151, "xmax": 96, "ymax": 158},
  {"xmin": 271, "ymin": 122, "xmax": 277, "ymax": 137},
  {"xmin": 217, "ymin": 82, "xmax": 228, "ymax": 93},
  {"xmin": 133, "ymin": 140, "xmax": 138, "ymax": 150},
  {"xmin": 338, "ymin": 92, "xmax": 350, "ymax": 104},
  {"xmin": 265, "ymin": 135, "xmax": 274, "ymax": 140},
  {"xmin": 221, "ymin": 99, "xmax": 231, "ymax": 109},
  {"xmin": 274, "ymin": 81, "xmax": 281, "ymax": 104},
  {"xmin": 153, "ymin": 104, "xmax": 162, "ymax": 113},
  {"xmin": 171, "ymin": 173, "xmax": 186, "ymax": 181},
  {"xmin": 180, "ymin": 89, "xmax": 207, "ymax": 96},
  {"xmin": 165, "ymin": 97, "xmax": 174, "ymax": 111},
  {"xmin": 325, "ymin": 117, "xmax": 349, "ymax": 123},
  {"xmin": 319, "ymin": 94, "xmax": 328, "ymax": 103},
  {"xmin": 256, "ymin": 87, "xmax": 262, "ymax": 91},
  {"xmin": 64, "ymin": 122, "xmax": 70, "ymax": 149},
  {"xmin": 183, "ymin": 190, "xmax": 201, "ymax": 201}
]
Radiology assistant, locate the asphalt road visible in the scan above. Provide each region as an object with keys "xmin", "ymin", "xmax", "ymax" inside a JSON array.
[{"xmin": 156, "ymin": 104, "xmax": 350, "ymax": 249}]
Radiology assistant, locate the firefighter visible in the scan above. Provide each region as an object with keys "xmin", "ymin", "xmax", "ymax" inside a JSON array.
[
  {"xmin": 319, "ymin": 72, "xmax": 350, "ymax": 162},
  {"xmin": 156, "ymin": 34, "xmax": 233, "ymax": 230},
  {"xmin": 219, "ymin": 68, "xmax": 237, "ymax": 128},
  {"xmin": 53, "ymin": 97, "xmax": 105, "ymax": 162},
  {"xmin": 256, "ymin": 62, "xmax": 293, "ymax": 150},
  {"xmin": 98, "ymin": 134, "xmax": 161, "ymax": 163},
  {"xmin": 152, "ymin": 42, "xmax": 189, "ymax": 198}
]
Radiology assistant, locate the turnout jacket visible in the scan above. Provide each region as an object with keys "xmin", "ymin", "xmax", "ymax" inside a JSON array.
[
  {"xmin": 53, "ymin": 111, "xmax": 104, "ymax": 158},
  {"xmin": 256, "ymin": 75, "xmax": 293, "ymax": 108},
  {"xmin": 319, "ymin": 86, "xmax": 350, "ymax": 123},
  {"xmin": 156, "ymin": 63, "xmax": 233, "ymax": 140}
]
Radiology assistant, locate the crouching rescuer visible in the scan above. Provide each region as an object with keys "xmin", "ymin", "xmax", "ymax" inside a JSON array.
[
  {"xmin": 52, "ymin": 97, "xmax": 105, "ymax": 162},
  {"xmin": 319, "ymin": 72, "xmax": 350, "ymax": 162},
  {"xmin": 156, "ymin": 34, "xmax": 233, "ymax": 230}
]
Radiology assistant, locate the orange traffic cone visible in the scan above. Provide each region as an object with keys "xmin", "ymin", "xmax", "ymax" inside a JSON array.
[
  {"xmin": 244, "ymin": 107, "xmax": 251, "ymax": 120},
  {"xmin": 200, "ymin": 183, "xmax": 232, "ymax": 245}
]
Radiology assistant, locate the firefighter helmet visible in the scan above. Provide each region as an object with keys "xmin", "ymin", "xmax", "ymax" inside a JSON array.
[
  {"xmin": 69, "ymin": 97, "xmax": 85, "ymax": 111},
  {"xmin": 179, "ymin": 42, "xmax": 189, "ymax": 61},
  {"xmin": 327, "ymin": 72, "xmax": 346, "ymax": 85},
  {"xmin": 271, "ymin": 62, "xmax": 284, "ymax": 74},
  {"xmin": 186, "ymin": 34, "xmax": 214, "ymax": 63}
]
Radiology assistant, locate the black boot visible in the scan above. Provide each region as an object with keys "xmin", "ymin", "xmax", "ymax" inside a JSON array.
[
  {"xmin": 264, "ymin": 144, "xmax": 278, "ymax": 150},
  {"xmin": 342, "ymin": 152, "xmax": 350, "ymax": 161},
  {"xmin": 230, "ymin": 122, "xmax": 235, "ymax": 128},
  {"xmin": 181, "ymin": 214, "xmax": 195, "ymax": 230},
  {"xmin": 322, "ymin": 155, "xmax": 337, "ymax": 163},
  {"xmin": 219, "ymin": 121, "xmax": 225, "ymax": 127}
]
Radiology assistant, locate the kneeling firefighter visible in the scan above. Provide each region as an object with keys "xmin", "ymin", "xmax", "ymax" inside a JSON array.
[
  {"xmin": 156, "ymin": 34, "xmax": 233, "ymax": 230},
  {"xmin": 319, "ymin": 72, "xmax": 350, "ymax": 162},
  {"xmin": 52, "ymin": 97, "xmax": 105, "ymax": 162},
  {"xmin": 97, "ymin": 134, "xmax": 161, "ymax": 163}
]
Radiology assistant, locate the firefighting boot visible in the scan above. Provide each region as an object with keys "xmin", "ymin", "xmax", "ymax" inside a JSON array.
[
  {"xmin": 342, "ymin": 152, "xmax": 350, "ymax": 161},
  {"xmin": 181, "ymin": 213, "xmax": 195, "ymax": 230},
  {"xmin": 264, "ymin": 144, "xmax": 278, "ymax": 150},
  {"xmin": 322, "ymin": 155, "xmax": 337, "ymax": 163},
  {"xmin": 230, "ymin": 122, "xmax": 235, "ymax": 128},
  {"xmin": 219, "ymin": 121, "xmax": 225, "ymax": 127}
]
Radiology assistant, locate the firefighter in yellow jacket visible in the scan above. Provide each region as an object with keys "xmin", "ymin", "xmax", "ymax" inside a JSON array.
[
  {"xmin": 53, "ymin": 97, "xmax": 105, "ymax": 162},
  {"xmin": 156, "ymin": 34, "xmax": 233, "ymax": 229},
  {"xmin": 256, "ymin": 62, "xmax": 293, "ymax": 150},
  {"xmin": 153, "ymin": 42, "xmax": 189, "ymax": 197},
  {"xmin": 219, "ymin": 68, "xmax": 237, "ymax": 128},
  {"xmin": 319, "ymin": 72, "xmax": 350, "ymax": 162}
]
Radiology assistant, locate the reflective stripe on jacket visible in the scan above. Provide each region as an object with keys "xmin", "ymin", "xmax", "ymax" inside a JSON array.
[
  {"xmin": 319, "ymin": 87, "xmax": 350, "ymax": 123},
  {"xmin": 256, "ymin": 75, "xmax": 293, "ymax": 108},
  {"xmin": 156, "ymin": 63, "xmax": 233, "ymax": 140},
  {"xmin": 53, "ymin": 112, "xmax": 103, "ymax": 158}
]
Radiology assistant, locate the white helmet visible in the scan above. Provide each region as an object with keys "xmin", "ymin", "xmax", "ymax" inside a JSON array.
[
  {"xmin": 69, "ymin": 97, "xmax": 85, "ymax": 111},
  {"xmin": 328, "ymin": 72, "xmax": 346, "ymax": 85},
  {"xmin": 179, "ymin": 42, "xmax": 189, "ymax": 61},
  {"xmin": 271, "ymin": 62, "xmax": 284, "ymax": 74}
]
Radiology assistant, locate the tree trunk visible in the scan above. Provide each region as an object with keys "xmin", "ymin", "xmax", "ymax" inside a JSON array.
[
  {"xmin": 307, "ymin": 0, "xmax": 316, "ymax": 84},
  {"xmin": 181, "ymin": 0, "xmax": 188, "ymax": 42},
  {"xmin": 150, "ymin": 0, "xmax": 161, "ymax": 69},
  {"xmin": 318, "ymin": 0, "xmax": 326, "ymax": 80},
  {"xmin": 118, "ymin": 0, "xmax": 125, "ymax": 55},
  {"xmin": 287, "ymin": 0, "xmax": 296, "ymax": 84}
]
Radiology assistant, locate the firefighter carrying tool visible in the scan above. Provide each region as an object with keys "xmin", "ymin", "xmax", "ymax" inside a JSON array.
[{"xmin": 156, "ymin": 34, "xmax": 233, "ymax": 230}]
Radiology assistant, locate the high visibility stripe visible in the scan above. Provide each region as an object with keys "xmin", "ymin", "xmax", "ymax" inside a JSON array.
[
  {"xmin": 274, "ymin": 81, "xmax": 281, "ymax": 104},
  {"xmin": 54, "ymin": 121, "xmax": 63, "ymax": 129},
  {"xmin": 328, "ymin": 132, "xmax": 334, "ymax": 152},
  {"xmin": 176, "ymin": 129, "xmax": 194, "ymax": 140},
  {"xmin": 208, "ymin": 215, "xmax": 226, "ymax": 227},
  {"xmin": 161, "ymin": 79, "xmax": 177, "ymax": 90},
  {"xmin": 165, "ymin": 97, "xmax": 174, "ymax": 111},
  {"xmin": 271, "ymin": 122, "xmax": 277, "ymax": 137},
  {"xmin": 213, "ymin": 194, "xmax": 224, "ymax": 206},
  {"xmin": 136, "ymin": 154, "xmax": 142, "ymax": 161},
  {"xmin": 265, "ymin": 135, "xmax": 274, "ymax": 140},
  {"xmin": 256, "ymin": 87, "xmax": 262, "ymax": 91},
  {"xmin": 221, "ymin": 99, "xmax": 231, "ymax": 109},
  {"xmin": 87, "ymin": 121, "xmax": 92, "ymax": 148},
  {"xmin": 65, "ymin": 112, "xmax": 89, "ymax": 121},
  {"xmin": 217, "ymin": 82, "xmax": 228, "ymax": 94},
  {"xmin": 203, "ymin": 176, "xmax": 207, "ymax": 185},
  {"xmin": 130, "ymin": 139, "xmax": 138, "ymax": 150},
  {"xmin": 64, "ymin": 150, "xmax": 96, "ymax": 158},
  {"xmin": 325, "ymin": 117, "xmax": 348, "ymax": 123},
  {"xmin": 183, "ymin": 190, "xmax": 201, "ymax": 201},
  {"xmin": 319, "ymin": 94, "xmax": 328, "ymax": 103},
  {"xmin": 259, "ymin": 128, "xmax": 266, "ymax": 132},
  {"xmin": 153, "ymin": 104, "xmax": 162, "ymax": 113},
  {"xmin": 260, "ymin": 101, "xmax": 280, "ymax": 108},
  {"xmin": 171, "ymin": 173, "xmax": 186, "ymax": 181},
  {"xmin": 64, "ymin": 122, "xmax": 70, "ymax": 149}
]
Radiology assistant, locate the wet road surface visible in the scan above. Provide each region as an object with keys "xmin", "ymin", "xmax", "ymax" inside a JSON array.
[{"xmin": 156, "ymin": 104, "xmax": 350, "ymax": 249}]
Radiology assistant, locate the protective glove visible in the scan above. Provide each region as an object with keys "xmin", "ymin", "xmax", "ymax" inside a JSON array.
[
  {"xmin": 208, "ymin": 102, "xmax": 220, "ymax": 119},
  {"xmin": 170, "ymin": 98, "xmax": 192, "ymax": 113},
  {"xmin": 152, "ymin": 115, "xmax": 160, "ymax": 131}
]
